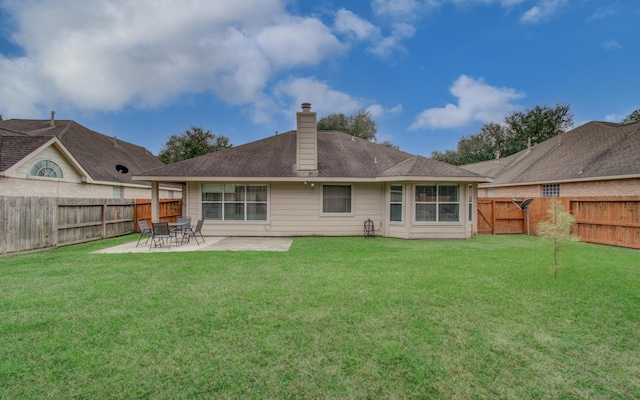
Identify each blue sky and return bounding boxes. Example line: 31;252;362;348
0;0;638;157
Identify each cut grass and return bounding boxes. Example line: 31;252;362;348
0;235;638;398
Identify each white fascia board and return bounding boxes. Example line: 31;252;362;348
478;173;640;188
132;175;493;184
2;137;93;182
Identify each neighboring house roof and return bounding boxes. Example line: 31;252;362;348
461;121;640;186
0;136;54;171
136;129;486;182
0;118;165;185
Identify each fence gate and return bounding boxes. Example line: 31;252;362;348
477;200;494;234
477;199;526;235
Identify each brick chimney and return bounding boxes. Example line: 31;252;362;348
296;102;317;171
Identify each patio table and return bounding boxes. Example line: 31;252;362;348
168;222;190;244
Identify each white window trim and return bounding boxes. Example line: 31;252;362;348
321;184;354;217
389;183;404;223
201;183;270;223
29;159;64;179
413;183;462;224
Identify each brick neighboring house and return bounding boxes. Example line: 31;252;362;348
461;121;640;198
134;103;491;239
0;114;180;199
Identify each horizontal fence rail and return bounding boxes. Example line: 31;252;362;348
1;197;179;255
0;196;137;255
478;196;640;249
134;199;183;232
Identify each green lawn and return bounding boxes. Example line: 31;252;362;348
1;235;638;399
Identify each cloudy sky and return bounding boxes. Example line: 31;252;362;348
0;0;638;156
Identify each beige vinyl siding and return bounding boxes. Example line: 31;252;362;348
185;180;476;238
0;176;157;198
11;146;82;183
191;182;385;237
407;183;471;239
296;112;317;170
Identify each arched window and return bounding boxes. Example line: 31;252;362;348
30;160;63;179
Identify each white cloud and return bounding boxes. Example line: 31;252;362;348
0;0;345;116
371;0;426;20
0;55;48;117
410;75;524;130
367;103;403;118
334;9;414;58
587;6;619;21
369;22;416;57
273;77;363;118
604;114;622;123
520;0;568;23
334;9;380;41
601;40;622;50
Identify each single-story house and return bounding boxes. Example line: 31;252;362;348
0;113;180;199
133;103;491;239
461;120;640;198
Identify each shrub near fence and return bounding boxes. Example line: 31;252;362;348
477;196;640;249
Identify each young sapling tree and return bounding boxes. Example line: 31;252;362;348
536;199;576;278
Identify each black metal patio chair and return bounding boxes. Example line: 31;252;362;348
182;219;205;245
136;219;153;247
150;222;179;249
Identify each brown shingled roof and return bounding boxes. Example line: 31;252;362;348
0;119;164;184
137;129;484;180
461;121;640;185
0;136;54;171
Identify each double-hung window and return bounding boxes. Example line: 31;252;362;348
415;184;460;222
390;184;403;222
202;184;267;221
323;185;351;213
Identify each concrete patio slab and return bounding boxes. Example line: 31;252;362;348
92;237;293;254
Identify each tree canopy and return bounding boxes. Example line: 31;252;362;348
158;126;232;164
621;109;640;124
431;104;573;165
317;109;378;141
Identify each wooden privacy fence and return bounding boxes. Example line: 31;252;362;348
478;196;640;249
0;197;182;255
134;199;182;232
1;196;136;255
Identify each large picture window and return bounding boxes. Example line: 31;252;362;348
390;184;403;222
30;160;63;179
323;185;352;213
415;184;460;222
202;184;267;221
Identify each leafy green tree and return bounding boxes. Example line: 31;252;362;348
379;140;400;150
432;104;573;165
621;109;640;124
536;199;576;278
318;109;378;141
158;126;232;164
503;104;573;157
430;149;461;165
